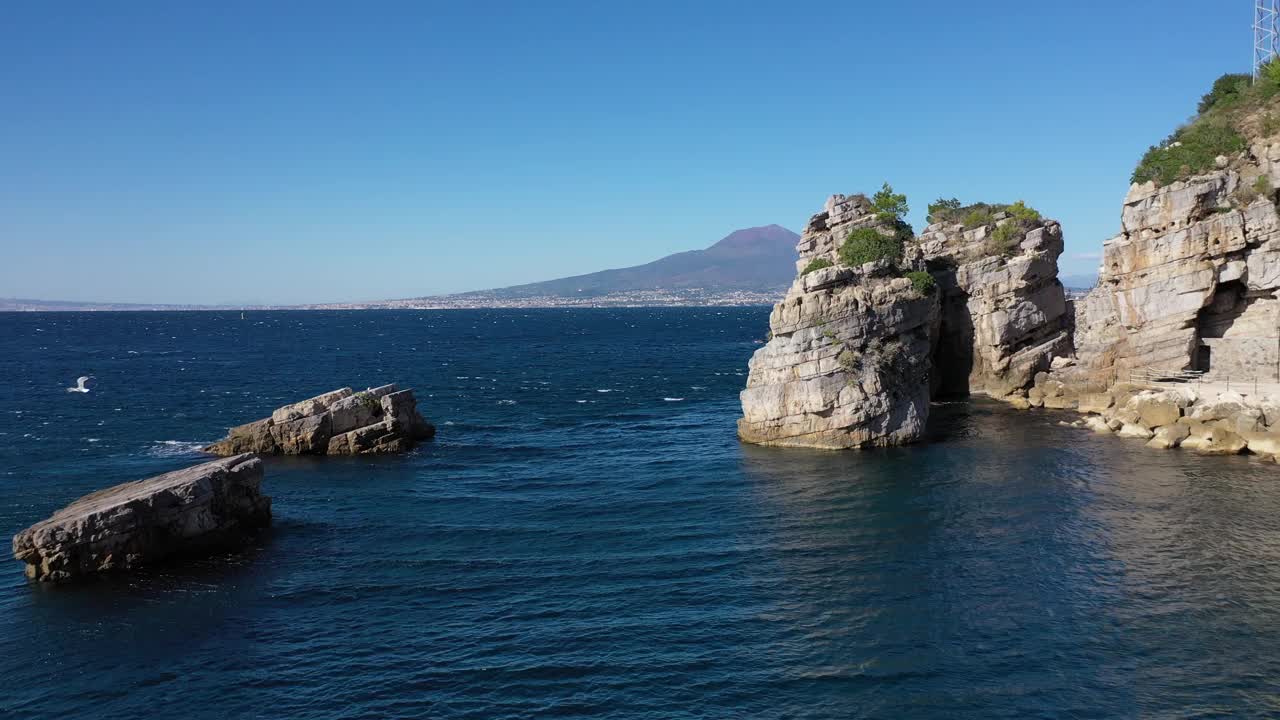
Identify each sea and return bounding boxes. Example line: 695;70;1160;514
1;308;1279;719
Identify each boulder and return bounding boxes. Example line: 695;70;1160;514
1242;431;1280;458
11;454;270;583
1078;393;1114;415
1128;392;1184;429
1147;424;1190;449
205;384;435;456
1182;425;1247;455
1084;416;1113;434
1117;423;1154;439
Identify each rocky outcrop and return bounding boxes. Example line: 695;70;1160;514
12;454;271;582
205;384;435;456
915;211;1072;400
1035;158;1280;405
1065;385;1280;459
738;194;939;448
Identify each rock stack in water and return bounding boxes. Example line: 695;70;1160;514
204;384;435;456
915;204;1072;404
738;193;939;448
738;190;1073;450
12;454;271;582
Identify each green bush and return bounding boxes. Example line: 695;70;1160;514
962;206;996;228
1199;73;1251;114
801;257;833;275
840;227;903;267
1131;119;1246;185
1256;174;1273;196
1006;200;1041;224
1260;57;1280;97
986;222;1024;256
927;197;961;223
905;270;936;295
870;182;909;222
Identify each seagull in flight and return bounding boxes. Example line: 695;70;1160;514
67;376;94;393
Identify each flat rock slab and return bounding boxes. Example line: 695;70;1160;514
12;454;271;583
204;383;436;456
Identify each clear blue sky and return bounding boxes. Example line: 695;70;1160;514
0;1;1254;304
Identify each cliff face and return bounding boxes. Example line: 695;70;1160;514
738;194;938;448
916;214;1072;400
1040;159;1280;402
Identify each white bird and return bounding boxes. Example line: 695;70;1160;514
67;376;94;393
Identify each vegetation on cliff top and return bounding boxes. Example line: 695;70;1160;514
838;182;912;267
801;257;833;275
1132;60;1280;186
927;199;1040;228
927;198;1043;258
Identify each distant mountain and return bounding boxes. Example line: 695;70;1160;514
453;225;800;299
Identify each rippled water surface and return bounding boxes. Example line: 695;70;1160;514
2;309;1280;719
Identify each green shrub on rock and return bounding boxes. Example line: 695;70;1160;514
801;258;834;275
1131;119;1246;186
905;271;936;296
1006;200;1041;224
870;182;909;222
927;197;962;223
840;227;903;267
1199;73;1251;114
986;222;1024;257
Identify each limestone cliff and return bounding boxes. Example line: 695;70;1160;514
738;194;939;448
915;206;1072;401
1036;128;1280;405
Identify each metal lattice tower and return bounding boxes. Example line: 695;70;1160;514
1256;0;1280;78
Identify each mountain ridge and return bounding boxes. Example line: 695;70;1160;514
433;224;800;300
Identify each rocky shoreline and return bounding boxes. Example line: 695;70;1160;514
740;72;1280;457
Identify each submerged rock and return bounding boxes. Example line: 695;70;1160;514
12;454;271;582
738;194;939;449
205;384;435;456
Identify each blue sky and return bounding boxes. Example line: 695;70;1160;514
0;1;1253;304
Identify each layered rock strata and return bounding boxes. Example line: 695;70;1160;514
12;454;271;582
205;384;435;456
738;194;939;448
1035;160;1280;406
915;213;1072;401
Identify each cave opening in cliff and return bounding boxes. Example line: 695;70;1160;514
1191;279;1280;378
928;259;974;398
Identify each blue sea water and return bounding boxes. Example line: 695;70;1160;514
2;308;1280;719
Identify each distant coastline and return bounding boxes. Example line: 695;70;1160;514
0;288;785;312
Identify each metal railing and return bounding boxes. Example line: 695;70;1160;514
1128;366;1271;395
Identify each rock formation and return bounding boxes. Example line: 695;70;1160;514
1011;81;1280;460
205;384;435;456
737;189;1075;449
12;454;271;582
1038;174;1280;402
915;206;1072;401
1059;384;1280;459
738;193;939;448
